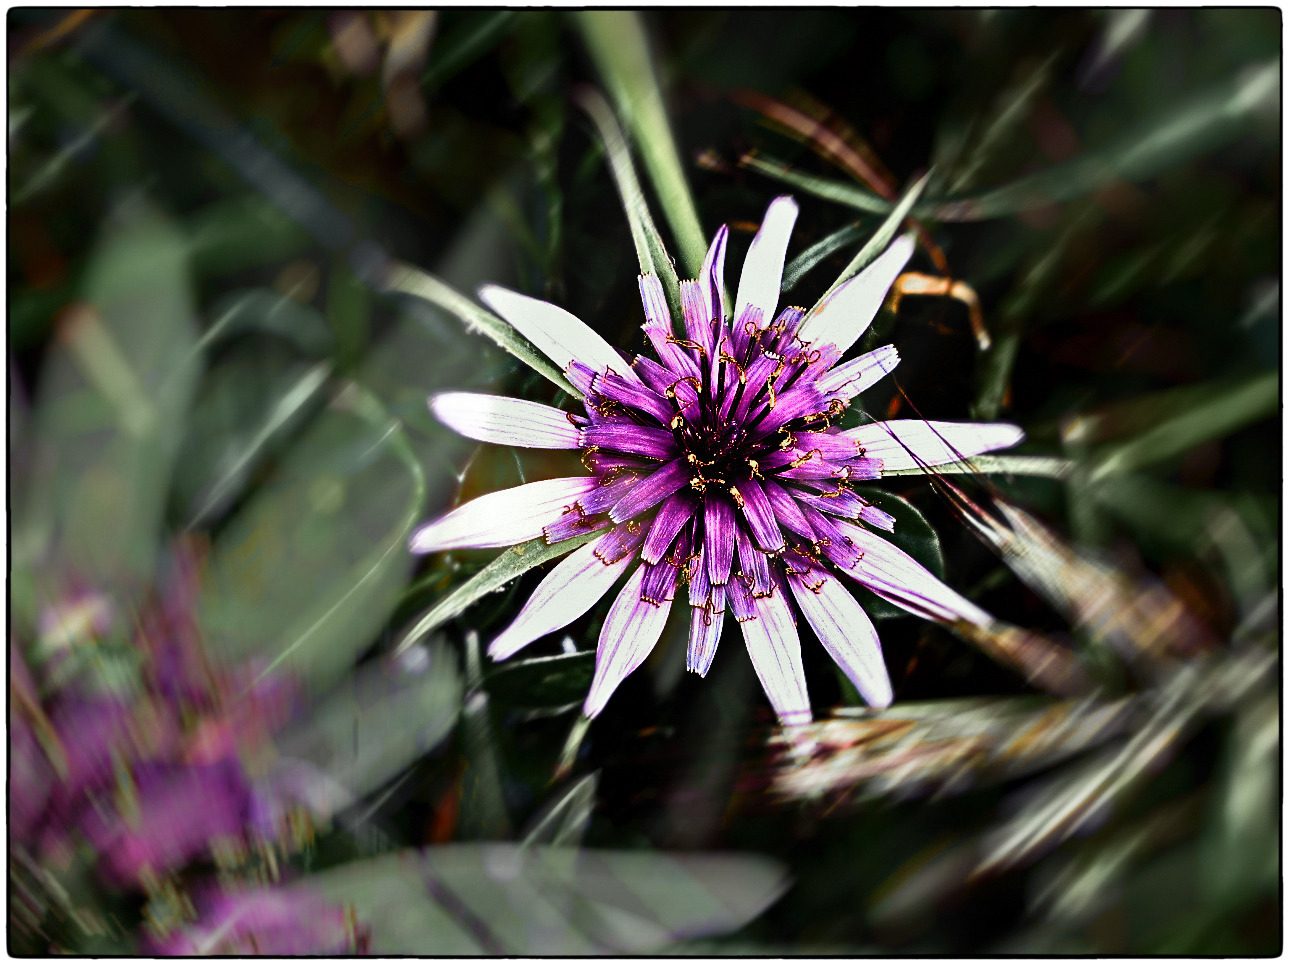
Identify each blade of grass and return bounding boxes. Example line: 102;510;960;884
1089;371;1277;482
384;261;578;398
575;86;683;325
575;11;707;278
394;528;609;656
781;221;867;294
811;173;930;314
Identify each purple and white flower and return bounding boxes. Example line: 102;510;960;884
411;196;1023;726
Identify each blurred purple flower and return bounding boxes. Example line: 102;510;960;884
79;760;252;886
411;196;1023;725
146;885;367;955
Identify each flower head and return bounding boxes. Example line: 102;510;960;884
411;197;1023;725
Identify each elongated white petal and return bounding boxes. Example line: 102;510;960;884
489;532;636;661
798;233;915;353
817;345;900;399
478;284;644;386
687;605;724;677
739;590;812;726
409;476;597;553
788;573;892;708
835;522;993;627
583;566;672;718
733;196;798;328
846;420;1025;471
430;392;582;449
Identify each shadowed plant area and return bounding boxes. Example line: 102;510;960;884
8;8;1279;956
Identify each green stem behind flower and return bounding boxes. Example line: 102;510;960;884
575;11;707;278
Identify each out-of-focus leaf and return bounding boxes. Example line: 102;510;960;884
305;844;789;954
185;195;313;276
577;11;707;278
266;640;462;823
395;529;608;656
576;85;683;325
848;487;943;620
176;359;331;529
521;772;599;848
767;695;1133;805
1088;371;1277;481
973;208;1099;420
653;646;757;849
326;255;371;372
16;199;197;609
198;384;425;691
196;289;336;359
1060;379;1242;447
927;60;1280;221
968;648;1277;880
422;11;519;92
740;153;892;215
77;18;354;249
484;651;596;709
883;454;1074;479
943;54;1056;195
949;619;1095;697
780;221;867;293
459;632;514;840
1199;689;1278;910
1030;794;1202;929
955;491;1218;663
1092;473;1276;565
745;61;1279;223
383;261;578;397
812;175;927;311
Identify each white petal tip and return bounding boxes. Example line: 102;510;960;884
778;710;813;727
408;525;439;555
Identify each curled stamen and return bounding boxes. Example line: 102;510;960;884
728;485;745;509
667;335;707;358
789;449;824;469
580;445;602;473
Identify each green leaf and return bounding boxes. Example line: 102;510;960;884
749;60;1278;223
522;772;599;847
576;11;707;278
185;195;313;276
849;487;945;620
927;59;1280;221
175;357;331;529
422;11;519;92
198;384;426;691
781;221;868;293
327;254;371;372
1088;371;1277;481
484;651;596;709
741;153;893;216
383;262;578;398
304;844;788;954
15;199;198;608
810;174;928;314
1200;690;1278;910
575;86;684;326
197;288;336;358
394;529;609;656
270;639;463;821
